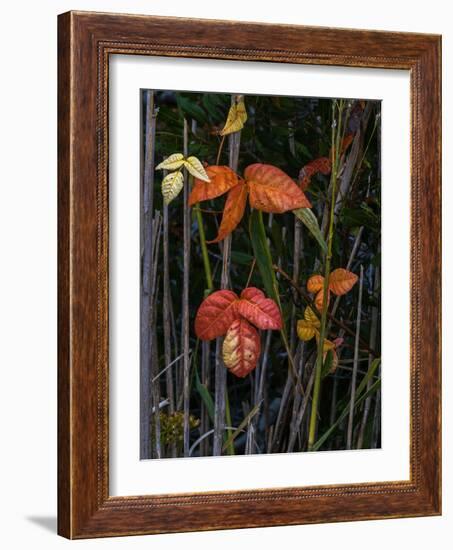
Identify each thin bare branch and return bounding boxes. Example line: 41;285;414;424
347;265;364;449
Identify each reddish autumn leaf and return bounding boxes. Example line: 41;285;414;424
222;318;261;378
245;163;311;213
194;289;240;340
299;134;355;190
299;157;331;190
190;163;313;242
207;180;248;244
189;165;239;206
328;268;358;296
237;287;282;330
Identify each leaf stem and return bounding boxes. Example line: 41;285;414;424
194;205;213;293
216;134;226;165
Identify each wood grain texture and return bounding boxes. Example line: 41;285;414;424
57;10;441;539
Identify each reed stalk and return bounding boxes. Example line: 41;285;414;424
357;265;379;448
308;99;345;451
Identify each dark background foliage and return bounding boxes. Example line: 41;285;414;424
142;89;381;457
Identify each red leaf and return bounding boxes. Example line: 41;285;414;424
188;165;239;206
222;319;261;378
207;180;248;243
237;287;282;330
245;163;311;213
194;290;240;340
298;157;331;190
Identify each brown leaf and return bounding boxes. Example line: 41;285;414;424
245;163;311;213
189;165;239;206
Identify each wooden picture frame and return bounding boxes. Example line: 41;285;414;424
58;10;441;539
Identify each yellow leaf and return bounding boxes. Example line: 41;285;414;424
184;156;210;182
297;320;317;342
161;171;184;205
304;307;320;327
322;338;335;353
329;351;339;374
156;153;185;171
220;100;247;136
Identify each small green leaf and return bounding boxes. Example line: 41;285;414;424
161;171;184;205
293;207;328;254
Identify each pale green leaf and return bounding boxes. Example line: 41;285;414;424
184;156;210;182
156;153;185;171
161;171;184;205
293;207;327;254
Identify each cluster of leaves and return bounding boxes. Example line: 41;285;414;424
195;287;282;377
190;163;311;242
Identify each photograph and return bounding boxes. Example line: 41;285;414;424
140;90;382;459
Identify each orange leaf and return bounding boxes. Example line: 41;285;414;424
298;157;332;190
314;289;330;311
207;180;248;243
194;290;240;340
188;165;239;206
237;287;282;330
222;318;261;378
245;163;311;213
307;274;324;294
328;268;358;296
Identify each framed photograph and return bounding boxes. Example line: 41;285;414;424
58;11;441;538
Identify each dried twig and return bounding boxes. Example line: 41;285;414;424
182;119;191;457
347;265;364;449
140;91;158;459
